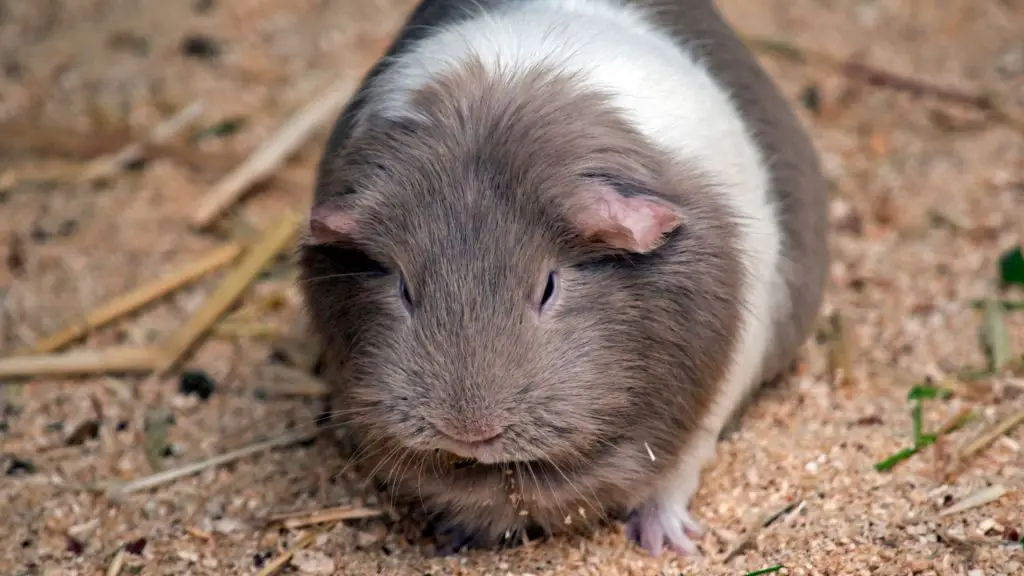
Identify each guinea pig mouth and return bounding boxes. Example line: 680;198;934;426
433;449;518;470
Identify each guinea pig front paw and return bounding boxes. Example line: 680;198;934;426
428;519;485;556
625;500;704;557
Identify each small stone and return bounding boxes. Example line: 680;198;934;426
179;370;216;400
124;538;147;555
908;559;930;573
977;518;1001;535
65;420;100;446
290;550;336;574
181;34;221;59
355;523;387;548
210;517;247;534
176;549;199;563
5;455;36;476
65;535;85;555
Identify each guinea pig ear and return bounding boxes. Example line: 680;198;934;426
567;182;684;254
306;201;359;246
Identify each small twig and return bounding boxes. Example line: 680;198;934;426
0;159;84;191
938;484;1008;517
255;527;328;576
105;547;126;576
191;75;361;228
220;288;289;325
212;321;289;339
268;505;382;529
932;406;975;481
29;243;243;354
958;409;1024;460
156;211;301;374
104;430;315;498
185;526;213;541
721;499;802;562
826;311;854;387
0;346;161;378
78;100;205;183
745;36;1024;133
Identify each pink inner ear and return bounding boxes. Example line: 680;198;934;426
572;185;684;253
307;204;358;245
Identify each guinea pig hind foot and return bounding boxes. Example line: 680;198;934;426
626;498;704;557
626;439;713;557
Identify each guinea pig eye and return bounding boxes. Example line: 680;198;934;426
398;273;414;311
539;270;558;312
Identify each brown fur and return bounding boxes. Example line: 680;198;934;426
298;60;743;546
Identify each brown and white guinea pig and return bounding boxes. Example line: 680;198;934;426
298;0;828;557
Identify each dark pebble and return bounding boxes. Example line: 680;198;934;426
179;370;216;400
57;219;78;237
124;157;148;172
161;445;174;458
6;456;37;476
124;537;147;555
116;420;130;432
801;84;821;114
106;31;150;56
65;420;100;446
181;34;221;59
267;348;290;365
3;59;22;79
66;535;85;555
252;551;272;568
29;225;50;243
6;233;25;276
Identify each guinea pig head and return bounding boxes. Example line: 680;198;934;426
298;63;740;530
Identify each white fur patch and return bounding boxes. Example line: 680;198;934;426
366;0;784;509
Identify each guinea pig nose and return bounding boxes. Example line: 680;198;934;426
436;422;505;445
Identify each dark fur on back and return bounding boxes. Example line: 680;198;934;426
298;59;743;545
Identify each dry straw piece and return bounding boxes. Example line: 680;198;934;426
0;346;161;378
104;429;316;498
254;528;325;576
276;506;383;529
958;409;1024;460
191;74;362;228
78;99;205;183
156;210;302;374
29;243;243;354
937;484;1008;517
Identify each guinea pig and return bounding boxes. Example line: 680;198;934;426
298;0;828;557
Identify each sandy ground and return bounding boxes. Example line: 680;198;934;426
1;0;1023;574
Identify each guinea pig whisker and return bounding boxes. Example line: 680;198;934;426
531;428;608;522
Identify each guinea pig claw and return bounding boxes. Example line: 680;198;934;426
626;504;703;557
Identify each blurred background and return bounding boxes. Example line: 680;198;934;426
1;1;1022;575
